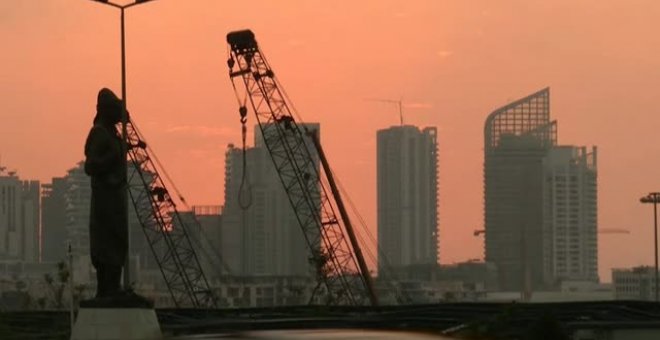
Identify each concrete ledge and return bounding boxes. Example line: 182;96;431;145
71;307;161;340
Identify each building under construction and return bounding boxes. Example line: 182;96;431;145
484;88;598;294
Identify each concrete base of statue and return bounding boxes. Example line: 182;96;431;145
71;292;161;340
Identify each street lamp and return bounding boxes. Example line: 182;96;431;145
640;192;660;302
89;0;158;290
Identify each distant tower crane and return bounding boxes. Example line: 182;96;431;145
226;29;378;306
473;228;631;237
367;98;404;126
598;228;631;235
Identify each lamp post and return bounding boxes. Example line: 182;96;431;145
640;192;660;302
89;0;158;290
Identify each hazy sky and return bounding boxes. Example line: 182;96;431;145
2;0;660;282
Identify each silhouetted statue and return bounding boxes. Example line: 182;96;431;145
84;88;128;299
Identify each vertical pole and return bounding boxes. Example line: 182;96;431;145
654;195;658;302
68;244;74;331
120;7;131;290
521;225;527;301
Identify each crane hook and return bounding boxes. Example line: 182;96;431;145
238;105;252;210
239;106;248;122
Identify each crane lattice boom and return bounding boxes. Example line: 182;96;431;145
226;29;377;306
125;119;216;308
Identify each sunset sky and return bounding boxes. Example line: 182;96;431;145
2;0;660;282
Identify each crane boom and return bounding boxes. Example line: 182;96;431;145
125;119;216;308
598;228;630;234
226;29;377;306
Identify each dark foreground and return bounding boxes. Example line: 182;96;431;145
2;301;660;339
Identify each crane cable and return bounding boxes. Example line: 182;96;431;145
228;48;253;288
333;169;411;304
227;49;253;211
237;106;252;210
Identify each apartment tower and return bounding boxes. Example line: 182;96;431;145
377;125;438;274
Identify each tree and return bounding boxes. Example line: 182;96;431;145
44;261;69;309
308;248;332;305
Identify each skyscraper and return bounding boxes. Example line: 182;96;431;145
191;205;223;279
63;162;93;282
543;146;598;283
42;177;68;262
484;88;598;293
21;180;40;262
222;124;320;277
0;169;40;262
377;125;438;274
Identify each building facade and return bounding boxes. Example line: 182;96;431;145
543;146;598;283
210;275;315;308
62;162;93;282
42;177;68;263
21;180;40;263
484;87;598;294
377;125;438;273
191;205;223;279
613;267;657;301
222;124;320;277
0;170;39;263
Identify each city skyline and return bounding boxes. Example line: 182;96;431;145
3;0;660;282
0;88;611;283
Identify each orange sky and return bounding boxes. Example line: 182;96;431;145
2;0;660;282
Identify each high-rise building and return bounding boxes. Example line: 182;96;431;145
484;88;598;293
21;180;40;263
191;205;223;279
42;177;68;262
0;174;21;260
222;124;320;277
173;206;224;281
543;146;598;283
0;170;40;262
377;125;438;274
62;162;93;282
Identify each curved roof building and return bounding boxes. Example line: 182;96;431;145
485;87;555;151
483;87;598;295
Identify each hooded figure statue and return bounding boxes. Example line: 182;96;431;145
84;88;128;298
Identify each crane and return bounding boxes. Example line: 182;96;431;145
599;228;630;234
367;98;404;126
125;119;216;308
226;29;378;306
474;228;631;237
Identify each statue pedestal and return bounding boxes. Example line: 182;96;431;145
71;295;161;340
